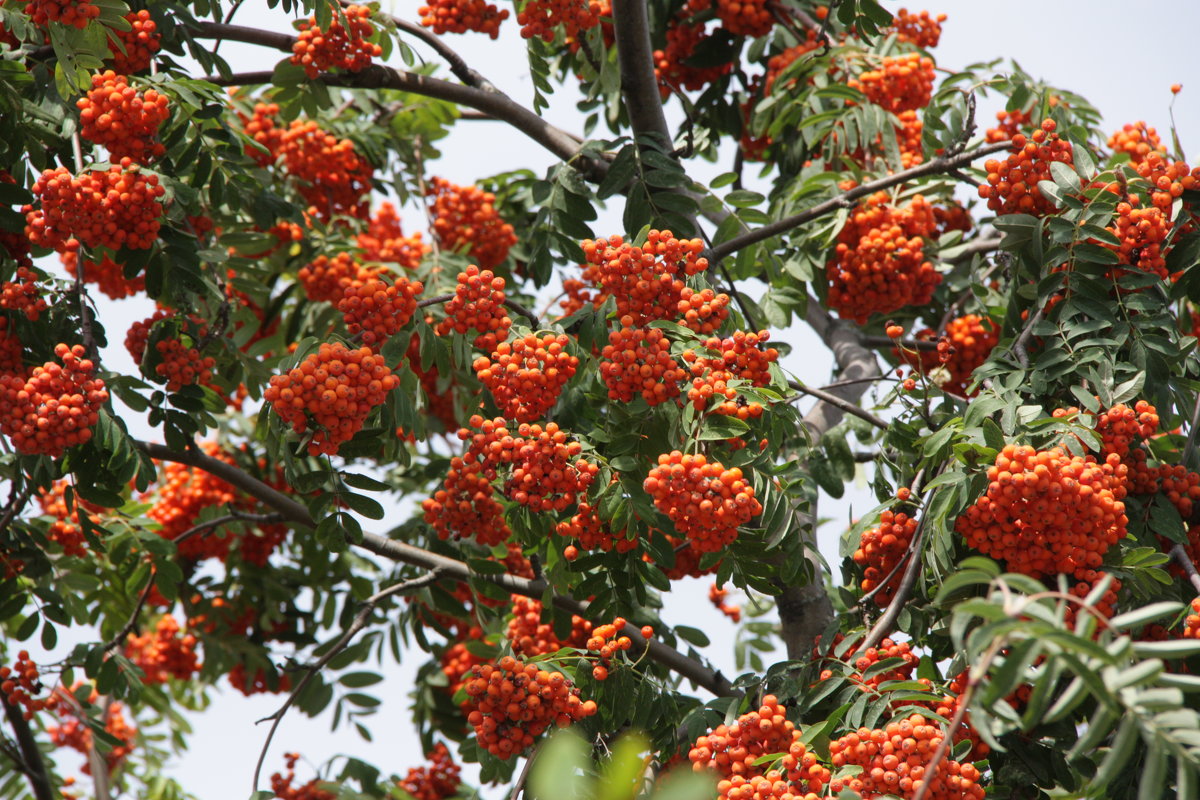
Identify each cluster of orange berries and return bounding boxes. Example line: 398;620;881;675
714;0;773;38
828;192;939;324
818;637;918;693
422;449;512;545
62;254;143;303
827;715;984;799
644;451;761;553
897;315;998;397
474;333;579;422
708;583;741;622
77;71;169;163
556;501;639;554
427;178;517;268
418;0;508;37
0;318;21;375
337;272;424;346
1108;122;1164;165
463;416;598;511
436;265;512;351
956;445;1128;578
924;671;989;761
291;4;381;78
654;2;733;96
124;614;201;684
48;690;136;777
37;479;101;557
1056;401;1160;460
1105;198;1170;279
25;163;164;251
517;0;602;41
581;230;712;326
398;743;461;800
0;343;108;457
440;630;486;698
851;53;936;113
984;108;1033;143
357;202;429;269
0;266;47;320
586;617;633;681
1184;597;1200;639
507;595;592;656
1064;570;1122;629
1;652;60;719
889;8;946;48
762;35;821;95
125;311;217;392
278;119;374;219
297;252;363;304
270;752;335;800
240;101;285;167
145;447;240;561
979;119;1074;216
229;663;293;696
24;0;98;27
683;330;778;418
599;318;686;405
108;10;160;73
462;656;597;759
265;343;400;456
645;533;719;579
689;695;831;800
854;502;919;607
1134;152;1200;212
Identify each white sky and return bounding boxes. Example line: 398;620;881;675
16;1;1200;797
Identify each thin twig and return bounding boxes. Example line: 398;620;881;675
860;335;940;351
850;470;925;613
1182;391;1200;468
251;569;446;794
101;576;157;654
1170;544;1200;595
788;379;888;431
1010;306;1045;369
172;511;285;546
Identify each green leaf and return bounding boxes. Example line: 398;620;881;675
675;626;711;647
529;730;592;800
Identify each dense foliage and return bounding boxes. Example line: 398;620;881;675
2;1;1200;799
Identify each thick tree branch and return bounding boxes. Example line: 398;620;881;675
1171;544;1200;595
801;300;884;439
1;696;53;800
251;570;446;793
709;141;1010;261
611;0;671;146
131;441;735;697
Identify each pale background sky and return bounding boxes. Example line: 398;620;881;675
15;1;1200;797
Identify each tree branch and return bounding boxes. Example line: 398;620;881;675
251;569;446;794
131;441;736;697
1;695;53;800
708;141;1010;261
801;300;884;440
611;0;671;146
1170;544;1200;595
788;378;887;431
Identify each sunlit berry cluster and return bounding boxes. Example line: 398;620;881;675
599;318;686;405
25;163;164;251
683;330;779;417
827;715;984;799
108;10;160;73
708;583;741;622
418;0;508;37
357;202;429;269
979;119;1074;216
897;314;998;396
1;651;61;719
850;53;936;113
399;743;461;800
265;343;399;455
474;333;578;422
463;657;597;759
714;0;773;38
689;694;830;800
77;71;169;163
984;108;1033;143
507;595;592;656
1185;597;1200;639
586;617;633;681
644;451;761;553
422;451;511;546
517;0;601;41
426;178;517;268
291;4;381;78
581;230;711;326
1134;152;1200;211
679;286;732;334
555;501;639;553
0;266;47;320
956;445;1128;577
125;311;217;392
24;0;98;28
460;416;598;511
240;101;285;167
297;252;366;304
819;637;918;693
888;8;946;48
925;671;989;761
828;191;939;324
854;506;918;607
337;272;424;346
0;344;107;457
1108;121;1165;165
270;752;336;800
1106;198;1170;279
124;614;201;684
279;119;374;219
435;265;512;351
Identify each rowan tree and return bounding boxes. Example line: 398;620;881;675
2;2;1200;800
